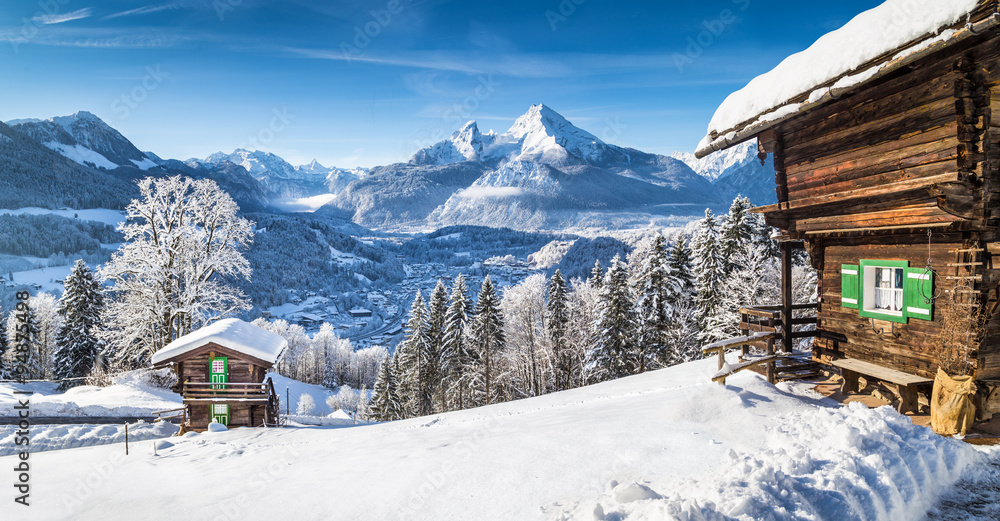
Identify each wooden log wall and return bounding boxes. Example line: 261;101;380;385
186;403;266;429
174;343;266;388
768;32;1000;236
814;237;975;379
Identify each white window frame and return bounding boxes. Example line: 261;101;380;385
861;265;904;317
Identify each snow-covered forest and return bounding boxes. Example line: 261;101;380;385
367;196;817;421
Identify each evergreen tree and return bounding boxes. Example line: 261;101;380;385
442;275;473;411
719;196;756;272
468;276;505;406
692;209;724;335
369;355;405;421
546;269;573;391
425;280;448;410
589;259;604;289
53;260;105;388
704;243;775;342
397;290;433;417
590;255;637;382
667;234;696;304
634;235;672;371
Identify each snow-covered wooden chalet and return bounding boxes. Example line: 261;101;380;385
697;0;1000;418
151;318;285;430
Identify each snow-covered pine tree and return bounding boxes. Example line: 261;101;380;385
442;275;473;411
425;280;448;411
99;176;253;369
397;290;433;417
468;276;504;406
666;234;696;305
692;209;724;335
719;196;756;272
633;235;673;371
545;269;572;391
589;259;604;289
369;355;405;421
589;255;638;382
704;243;777;343
53;260;105;389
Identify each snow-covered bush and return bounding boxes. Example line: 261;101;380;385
296;393;316;415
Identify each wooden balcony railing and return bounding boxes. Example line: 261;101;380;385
181;381;272;401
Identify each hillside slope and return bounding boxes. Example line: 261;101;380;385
10;357;987;521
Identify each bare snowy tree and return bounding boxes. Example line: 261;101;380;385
501;274;550;398
99;176;253;368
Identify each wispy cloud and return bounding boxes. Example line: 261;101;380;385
104;1;196;20
32;8;93;25
0;26;197;48
284;47;680;79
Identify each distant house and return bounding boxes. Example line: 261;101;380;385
349;308;373;319
151;318;285;430
696;1;1000;416
297;313;323;327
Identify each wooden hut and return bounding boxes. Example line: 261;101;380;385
696;1;1000;419
151;318;285;430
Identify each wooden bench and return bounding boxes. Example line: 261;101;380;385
829;358;933;414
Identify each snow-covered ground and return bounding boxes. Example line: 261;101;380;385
0;371;182;417
0;207;127;227
5;357;995;520
0;421;178;457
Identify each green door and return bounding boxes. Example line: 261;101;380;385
210;356;228;390
211;403;229;425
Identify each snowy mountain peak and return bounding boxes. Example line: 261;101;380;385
410;104;621;167
9;110;154;170
672;140;759;182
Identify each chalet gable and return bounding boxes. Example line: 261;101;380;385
150;318;287;368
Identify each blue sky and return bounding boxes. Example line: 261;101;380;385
0;0;882;167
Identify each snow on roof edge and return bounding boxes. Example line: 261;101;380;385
696;0;991;158
150;318;288;366
695;10;999;158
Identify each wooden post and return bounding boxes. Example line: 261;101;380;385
781;241;794;354
717;349;726;386
125;422;129;455
766;314;776;384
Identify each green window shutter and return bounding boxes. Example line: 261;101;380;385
841;264;859;309
904;268;933;320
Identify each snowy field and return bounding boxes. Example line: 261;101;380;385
0;207;126;227
4;357;996;520
0;372;182;418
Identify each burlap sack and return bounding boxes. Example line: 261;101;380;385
930;368;977;436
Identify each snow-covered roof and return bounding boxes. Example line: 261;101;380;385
696;0;996;158
150;318;287;366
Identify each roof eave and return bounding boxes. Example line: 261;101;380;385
694;13;1000;159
